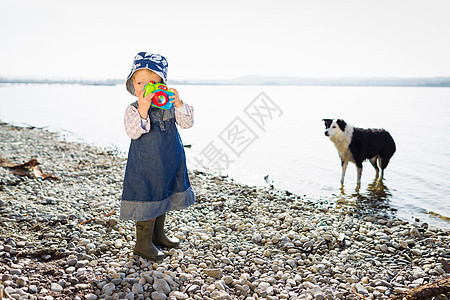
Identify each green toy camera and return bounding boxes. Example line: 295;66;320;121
143;81;174;110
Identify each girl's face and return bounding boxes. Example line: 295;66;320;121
132;69;162;93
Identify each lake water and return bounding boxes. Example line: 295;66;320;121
1;83;449;229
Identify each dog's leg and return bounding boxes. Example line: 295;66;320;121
356;166;362;187
369;156;380;178
340;160;348;185
379;157;391;180
354;160;363;187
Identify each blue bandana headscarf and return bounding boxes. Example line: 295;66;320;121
126;52;169;96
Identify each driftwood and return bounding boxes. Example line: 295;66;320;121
0;154;59;180
391;276;450;300
351;288;369;299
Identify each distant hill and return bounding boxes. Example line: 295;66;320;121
1;75;450;87
170;75;450;87
0;77;122;86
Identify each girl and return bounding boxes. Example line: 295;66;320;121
120;52;195;260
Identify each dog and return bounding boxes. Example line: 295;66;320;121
322;119;396;186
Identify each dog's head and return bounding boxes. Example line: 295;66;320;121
322;119;347;137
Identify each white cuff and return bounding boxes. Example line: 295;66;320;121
140;117;149;129
175;102;190;116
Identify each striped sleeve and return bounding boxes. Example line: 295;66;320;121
175;103;194;129
124;105;151;139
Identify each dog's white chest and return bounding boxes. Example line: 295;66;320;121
330;136;354;163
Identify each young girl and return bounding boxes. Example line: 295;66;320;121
120;52;195;260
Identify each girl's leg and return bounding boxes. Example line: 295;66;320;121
153;213;180;248
134;219;164;260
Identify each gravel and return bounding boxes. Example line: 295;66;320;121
0;122;449;300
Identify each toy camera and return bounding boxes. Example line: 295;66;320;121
143;81;174;110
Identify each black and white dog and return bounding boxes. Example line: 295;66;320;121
322;119;396;186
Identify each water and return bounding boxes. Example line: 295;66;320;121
1;83;450;229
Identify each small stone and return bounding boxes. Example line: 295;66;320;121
286;259;296;268
114;239;123;248
211;290;232;300
258;282;271;293
10;263;23;269
222;276;233;285
151;291;167;300
153;278;171;294
399;240;409;249
169;291;188;299
380;244;388;252
10;269;21;275
75;283;89;290
410;227;421;238
67;258;78;266
50;283;63;292
303;241;313;249
394;287;409;293
411;249;422;256
4;287;15;296
102;282;115;296
75;260;87;268
252;233;262;243
28;285;38;294
355;283;368;295
79;238;90;246
204;269;222;279
132;283;144;293
361;276;369;284
142;272;153;283
215;280;226;291
174;232;185;240
314;293;325;300
322;234;333;241
13;288;27;296
186;284;201;294
17;277;27;287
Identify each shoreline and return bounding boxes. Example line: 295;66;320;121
0;122;449;299
2;76;450;87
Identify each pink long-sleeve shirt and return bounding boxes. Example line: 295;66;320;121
124;103;194;140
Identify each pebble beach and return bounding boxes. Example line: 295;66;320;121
0;122;449;300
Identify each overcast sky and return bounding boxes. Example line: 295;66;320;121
1;0;449;81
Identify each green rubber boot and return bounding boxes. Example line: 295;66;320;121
134;220;164;260
153;213;180;248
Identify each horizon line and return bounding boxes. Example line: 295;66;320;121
1;75;450;88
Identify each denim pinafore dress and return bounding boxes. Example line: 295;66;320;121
120;102;195;221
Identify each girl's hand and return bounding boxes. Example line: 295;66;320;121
136;88;153;119
169;88;183;108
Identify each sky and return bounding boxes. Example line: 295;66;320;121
1;0;450;81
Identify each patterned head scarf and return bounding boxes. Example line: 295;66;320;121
126;52;169;96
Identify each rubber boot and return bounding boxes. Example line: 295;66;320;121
153;213;180;248
134;220;164;260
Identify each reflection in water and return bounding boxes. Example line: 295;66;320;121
428;211;450;222
335;178;398;218
333;178;450;227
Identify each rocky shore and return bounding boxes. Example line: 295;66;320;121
0;122;449;300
